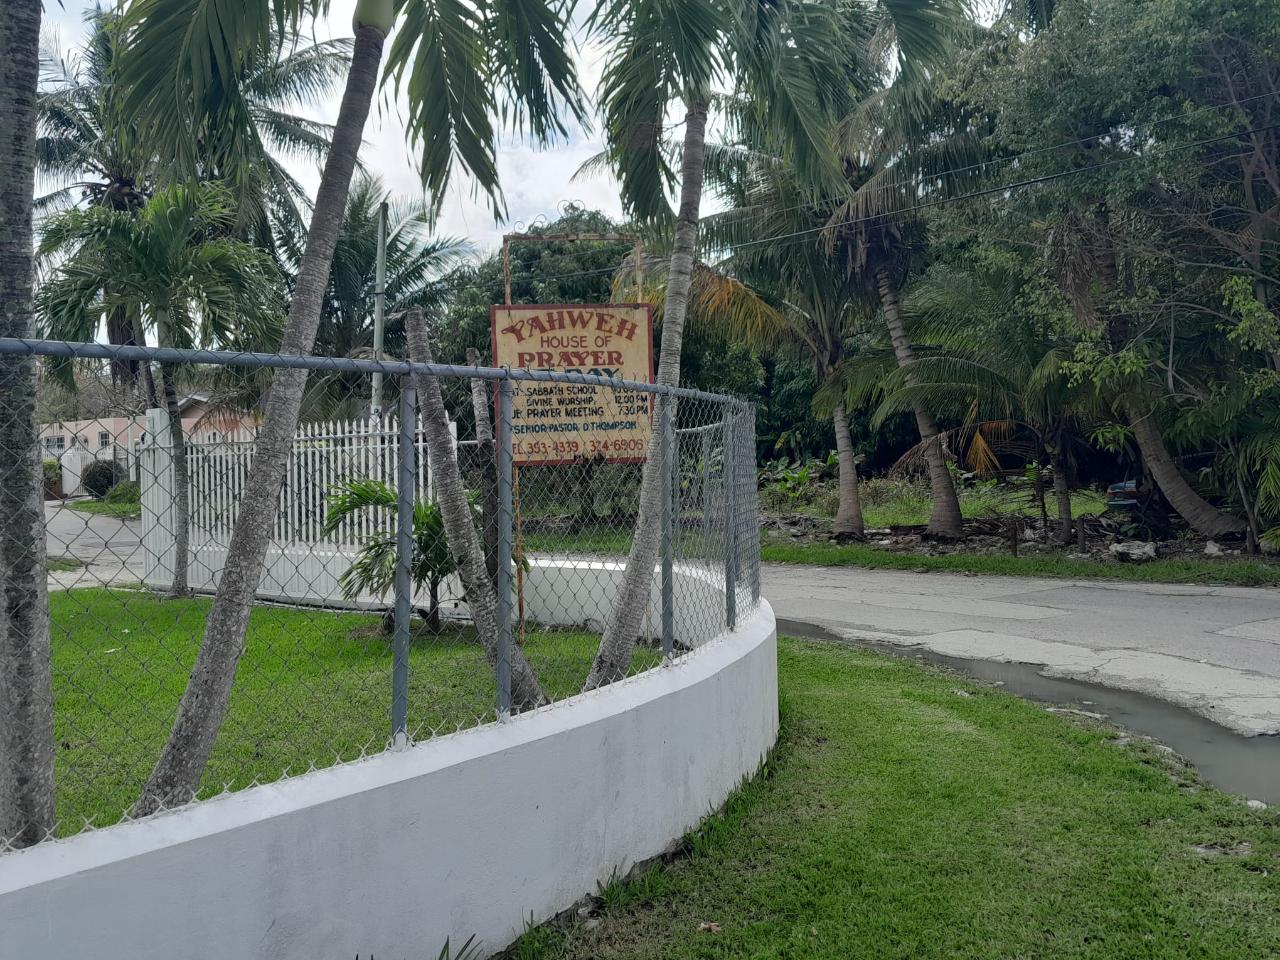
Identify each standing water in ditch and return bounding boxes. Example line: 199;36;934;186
779;618;1280;806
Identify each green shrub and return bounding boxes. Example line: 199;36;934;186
43;459;62;498
82;460;125;499
102;478;140;504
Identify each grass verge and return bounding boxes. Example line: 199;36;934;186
761;538;1280;587
504;637;1280;959
68;498;143;520
50;589;646;833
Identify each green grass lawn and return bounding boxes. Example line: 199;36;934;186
761;538;1280;587
505;638;1280;960
50;588;639;832
69;498;142;520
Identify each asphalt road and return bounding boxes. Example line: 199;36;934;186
45;501;144;589
763;563;1280;736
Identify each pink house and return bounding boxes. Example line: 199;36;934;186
39;393;258;457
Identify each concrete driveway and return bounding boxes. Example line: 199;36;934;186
45;501;144;590
764;563;1280;736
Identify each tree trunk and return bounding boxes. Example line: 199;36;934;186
1126;402;1246;537
876;265;963;538
466;347;499;585
133;25;388;817
831;401;864;538
1050;449;1073;543
159;362;191;597
406;313;545;709
584;100;708;690
427;578;441;634
0;0;54;850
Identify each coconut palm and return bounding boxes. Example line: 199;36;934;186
871;259;1098;541
582;0;852;687
119;0;583;814
584;0;972;685
284;173;469;416
641;151;876;537
0;0;55;852
37;181;280;597
36;8;348;395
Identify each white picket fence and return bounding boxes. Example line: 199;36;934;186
139;408;455;609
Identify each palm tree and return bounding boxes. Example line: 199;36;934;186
645;150;876;538
0;0;55;852
824;65;986;539
324;479;464;633
36;8;348;391
286;173;469;416
120;0;583;815
38;181;280;597
873;259;1098;541
583;0;852;688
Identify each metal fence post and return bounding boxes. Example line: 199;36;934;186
723;405;738;631
392;381;416;747
495;377;515;716
660;397;675;657
701;426;713;558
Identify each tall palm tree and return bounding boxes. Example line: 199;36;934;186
38;181;281;597
36;8;348;395
646;150;877;538
585;0;972;685
0;0;55;852
38;8;351;246
824;63;987;539
583;0;851;688
119;0;584;815
873;259;1098;541
284;173;469;416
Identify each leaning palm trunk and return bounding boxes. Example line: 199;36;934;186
159;361;191;597
0;0;55;850
405;313;545;709
133;25;388;817
831;401;864;538
466;347;499;584
876;265;963;539
584;101;709;691
1125;401;1245;538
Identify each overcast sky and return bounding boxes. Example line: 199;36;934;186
41;2;626;255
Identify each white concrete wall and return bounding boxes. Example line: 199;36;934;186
0;602;777;960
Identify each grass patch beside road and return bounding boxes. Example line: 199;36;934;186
50;589;635;833
761;538;1280;586
509;638;1280;960
69;498;142;520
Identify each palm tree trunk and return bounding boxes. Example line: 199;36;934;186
1125;401;1246;538
466;347;499;584
584;100;709;690
1051;449;1073;543
0;0;54;850
133;25;389;817
406;313;545;709
831;401;864;538
159;362;191;597
875;265;963;538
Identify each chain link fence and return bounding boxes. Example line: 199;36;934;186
0;337;760;847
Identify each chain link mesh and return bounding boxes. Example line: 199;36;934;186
0;339;760;847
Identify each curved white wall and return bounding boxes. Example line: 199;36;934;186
0;597;777;959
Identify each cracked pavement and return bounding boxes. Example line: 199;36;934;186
763;563;1280;736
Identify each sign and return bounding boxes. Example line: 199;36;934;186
491;304;654;466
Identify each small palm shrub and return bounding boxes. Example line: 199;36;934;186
324;479;465;633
